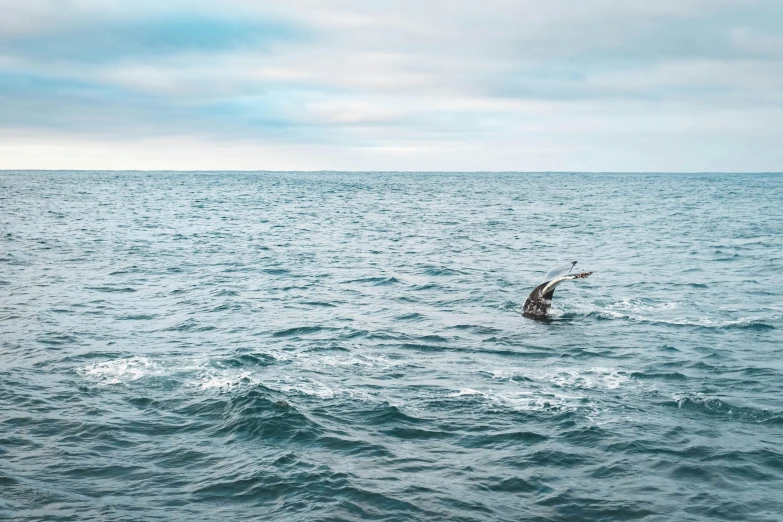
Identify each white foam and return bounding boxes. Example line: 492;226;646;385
488;390;586;413
551;367;630;390
194;370;253;391
450;388;482;397
77;357;160;385
269;377;336;398
488;366;630;391
586;298;779;329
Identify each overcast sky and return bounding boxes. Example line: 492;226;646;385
1;0;782;171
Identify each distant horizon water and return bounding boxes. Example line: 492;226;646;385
2;170;782;173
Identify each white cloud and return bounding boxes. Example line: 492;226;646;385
0;0;781;170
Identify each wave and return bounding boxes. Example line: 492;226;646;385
448;388;589;415
116;314;157;320
344;276;400;286
420;266;467;277
77;356;161;385
77;353;638;423
576;299;778;330
190;458;424;517
271;326;334;338
108;266;142;275
456;430;549;449
86;286;137;293
207;389;324;443
260;268;290;275
394;312;425;321
666;395;783;424
410;283;441;291
450;324;501;335
630;371;688;381
35;332;80;345
0;254;30;266
164;319;216;332
721;319;776;331
74;351;381;399
490;366;631;391
300;301;337;308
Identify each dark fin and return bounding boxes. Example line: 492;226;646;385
522;282;553;317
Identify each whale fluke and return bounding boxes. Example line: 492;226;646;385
523;261;592;317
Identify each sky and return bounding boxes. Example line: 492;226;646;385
1;0;782;171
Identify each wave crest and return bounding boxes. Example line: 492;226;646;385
668;395;782;424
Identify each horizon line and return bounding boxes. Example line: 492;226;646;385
2;169;782;175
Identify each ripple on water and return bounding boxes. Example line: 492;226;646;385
3;171;783;521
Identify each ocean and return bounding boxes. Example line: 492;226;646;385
1;171;781;521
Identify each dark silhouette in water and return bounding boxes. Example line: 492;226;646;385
523;261;592;317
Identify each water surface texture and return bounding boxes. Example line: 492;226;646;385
1;172;782;521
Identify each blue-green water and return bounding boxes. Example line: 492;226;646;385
1;171;782;521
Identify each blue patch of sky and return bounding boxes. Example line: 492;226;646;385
0;9;317;136
200;97;302;130
0;72;122;98
0;71;177;131
0;13;307;63
0;70;348;141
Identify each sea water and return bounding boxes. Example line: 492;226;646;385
1;171;781;520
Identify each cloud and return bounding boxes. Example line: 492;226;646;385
0;0;781;170
0;12;305;63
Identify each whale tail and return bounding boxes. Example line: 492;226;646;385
523;261;592;317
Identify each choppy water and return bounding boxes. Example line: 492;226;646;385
1;171;782;521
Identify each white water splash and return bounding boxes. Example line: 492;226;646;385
77;357;161;385
489;366;630;391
